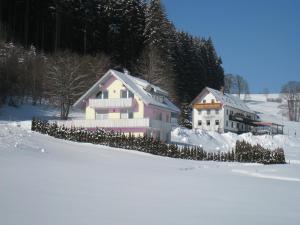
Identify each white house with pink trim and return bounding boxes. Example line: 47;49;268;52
69;69;180;141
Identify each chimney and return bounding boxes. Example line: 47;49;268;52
220;86;225;95
123;68;130;76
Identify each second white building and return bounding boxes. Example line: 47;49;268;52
190;87;258;133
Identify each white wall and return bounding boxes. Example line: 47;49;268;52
192;92;224;132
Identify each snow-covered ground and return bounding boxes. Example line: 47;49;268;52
1;97;300;225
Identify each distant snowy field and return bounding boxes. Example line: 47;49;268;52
1;95;300;225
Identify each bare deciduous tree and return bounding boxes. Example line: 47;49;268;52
263;88;269;101
133;46;176;100
134;46;166;84
224;74;249;98
281;81;300;122
45;52;88;120
224;74;236;94
236;75;249;98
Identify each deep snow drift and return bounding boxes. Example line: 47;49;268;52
1;96;300;225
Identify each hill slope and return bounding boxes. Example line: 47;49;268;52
0;99;300;225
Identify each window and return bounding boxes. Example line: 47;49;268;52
120;109;133;119
198;110;202;115
207;109;211;115
203;100;206;103
103;91;108;99
198;120;202;126
128;90;134;98
211;99;215;103
128;111;133;119
166;114;170;123
231;122;234;128
206;120;210;126
226;109;229;115
96;110;108;120
226;120;228;127
153;94;163;103
96;91;102;98
121;90;127;98
156;112;162;121
96;91;108;99
215;120;219;125
215;110;219;115
230;110;233;115
237;123;240;129
120;109;128;119
120;90;134;98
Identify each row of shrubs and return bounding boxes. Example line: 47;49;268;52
31;118;285;164
235;140;285;164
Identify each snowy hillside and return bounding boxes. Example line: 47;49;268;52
1;98;300;225
1;121;300;225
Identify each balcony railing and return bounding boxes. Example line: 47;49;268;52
54;118;150;128
193;103;222;110
229;114;258;125
52;118;173;131
89;98;133;109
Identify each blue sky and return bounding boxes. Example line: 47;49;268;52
163;0;300;93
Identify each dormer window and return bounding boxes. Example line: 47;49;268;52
153;94;164;103
211;99;215;103
203;100;206;103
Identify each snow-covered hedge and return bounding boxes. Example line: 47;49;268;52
31;118;285;164
235;140;285;164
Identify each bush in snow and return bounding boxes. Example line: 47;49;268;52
235;140;285;164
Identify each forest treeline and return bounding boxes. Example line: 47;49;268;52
0;0;224;119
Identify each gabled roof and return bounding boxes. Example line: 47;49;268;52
191;87;255;113
73;69;180;113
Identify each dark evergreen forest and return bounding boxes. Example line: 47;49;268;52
0;0;224;119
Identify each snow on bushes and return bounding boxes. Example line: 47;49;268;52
31;118;285;164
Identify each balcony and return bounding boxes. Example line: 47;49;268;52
193;103;222;110
89;98;133;109
55;118;150;128
53;118;173;131
229;113;259;125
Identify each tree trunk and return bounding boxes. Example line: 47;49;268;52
55;2;61;52
24;0;30;46
83;23;87;54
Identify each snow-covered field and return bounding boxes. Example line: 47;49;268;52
1;96;300;225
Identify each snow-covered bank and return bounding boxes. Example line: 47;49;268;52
171;127;300;152
1;122;300;225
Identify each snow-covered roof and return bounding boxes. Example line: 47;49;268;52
191;87;255;114
73;69;180;113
